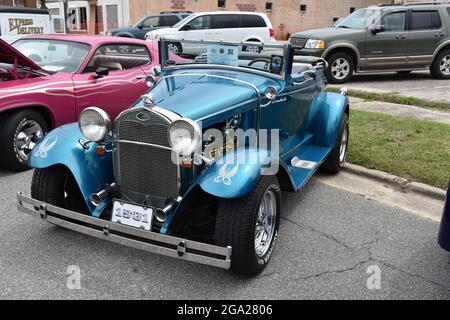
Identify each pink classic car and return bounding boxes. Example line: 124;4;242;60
0;35;160;171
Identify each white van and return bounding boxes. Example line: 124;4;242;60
0;6;53;43
146;11;276;55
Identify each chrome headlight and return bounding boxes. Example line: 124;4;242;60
169;119;202;156
304;39;325;49
78;107;111;142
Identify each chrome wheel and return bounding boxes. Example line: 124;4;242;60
339;124;349;165
15;120;44;161
255;189;277;258
440;55;450;76
331;58;350;80
168;43;180;54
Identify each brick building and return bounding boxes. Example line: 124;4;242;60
0;0;36;6
129;0;393;39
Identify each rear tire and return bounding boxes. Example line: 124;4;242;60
215;176;281;276
320;113;349;174
31;166;89;214
0;110;48;171
430;49;450;79
325;52;354;84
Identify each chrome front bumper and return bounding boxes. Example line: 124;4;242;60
17;192;232;270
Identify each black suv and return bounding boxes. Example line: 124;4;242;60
107;11;192;40
290;3;450;83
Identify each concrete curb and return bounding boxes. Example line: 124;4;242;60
344;163;447;201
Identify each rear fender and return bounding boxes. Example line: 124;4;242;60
313;92;348;147
29;123;114;214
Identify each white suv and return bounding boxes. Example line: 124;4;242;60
146;11;276;55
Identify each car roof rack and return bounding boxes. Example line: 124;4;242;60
159;11;193;14
380;1;449;7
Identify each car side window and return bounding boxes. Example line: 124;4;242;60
241;15;267;28
381;11;406;32
143;16;159;28
185;15;211;30
211;14;240;29
160;15;179;27
411;10;442;30
83;44;151;73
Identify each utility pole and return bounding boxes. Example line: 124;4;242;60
61;0;70;34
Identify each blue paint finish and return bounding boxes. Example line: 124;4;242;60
438;182;450;252
28;123;114;214
312;92;349;147
199;148;270;199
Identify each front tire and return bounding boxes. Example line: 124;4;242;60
325;52;354;84
168;42;182;54
31;166;89;214
320;113;349;174
215;176;281;275
430;49;450;79
0;110;48;171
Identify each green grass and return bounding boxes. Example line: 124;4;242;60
329;87;450;111
348;109;450;189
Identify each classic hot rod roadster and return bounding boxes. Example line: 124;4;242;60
18;39;349;275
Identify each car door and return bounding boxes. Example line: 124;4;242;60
363;10;408;70
407;9;446;68
210;14;242;42
178;15;212;55
259;71;318;155
72;43;151;120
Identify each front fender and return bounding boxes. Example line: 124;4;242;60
313;92;348;147
29;123;114;213
198;148;271;199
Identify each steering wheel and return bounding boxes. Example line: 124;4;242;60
248;58;271;70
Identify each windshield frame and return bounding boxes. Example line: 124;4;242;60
12;38;92;74
159;38;290;80
335;7;386;30
172;14;195;29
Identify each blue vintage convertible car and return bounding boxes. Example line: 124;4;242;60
17;39;349;275
438;182;450;252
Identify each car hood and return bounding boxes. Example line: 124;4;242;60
0;38;44;72
292;27;365;40
148;27;178;36
143;69;282;125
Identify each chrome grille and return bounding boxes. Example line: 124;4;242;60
114;107;179;208
290;37;307;48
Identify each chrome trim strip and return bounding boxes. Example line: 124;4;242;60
115;139;174;151
17;192;232;270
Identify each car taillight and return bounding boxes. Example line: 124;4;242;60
269;28;275;38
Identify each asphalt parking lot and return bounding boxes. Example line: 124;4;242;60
1;168;449;300
344;71;450;103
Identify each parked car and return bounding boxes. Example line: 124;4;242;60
290;3;450;83
106;11;192;40
17;39;349;275
0;35;160;171
146;11;276;55
438;181;450;252
0;5;53;43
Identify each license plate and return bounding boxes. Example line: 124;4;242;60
243;45;262;53
111;201;153;231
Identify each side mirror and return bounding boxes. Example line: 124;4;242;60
137;24;144;29
94;67;109;79
181;25;191;31
145;75;157;87
372;25;385;34
151;65;161;77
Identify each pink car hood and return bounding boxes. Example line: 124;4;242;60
0;38;44;72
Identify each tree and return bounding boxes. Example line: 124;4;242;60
38;0;47;10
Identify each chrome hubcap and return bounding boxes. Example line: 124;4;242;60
255;189;277;258
168;44;179;53
440;55;450;75
15;120;44;161
339;125;348;164
331;58;350;80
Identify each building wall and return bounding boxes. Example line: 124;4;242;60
0;0;37;7
129;0;392;39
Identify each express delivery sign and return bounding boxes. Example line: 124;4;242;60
1;14;50;42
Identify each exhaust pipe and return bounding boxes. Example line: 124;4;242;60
90;183;118;207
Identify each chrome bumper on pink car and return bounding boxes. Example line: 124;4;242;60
17;192;232;270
